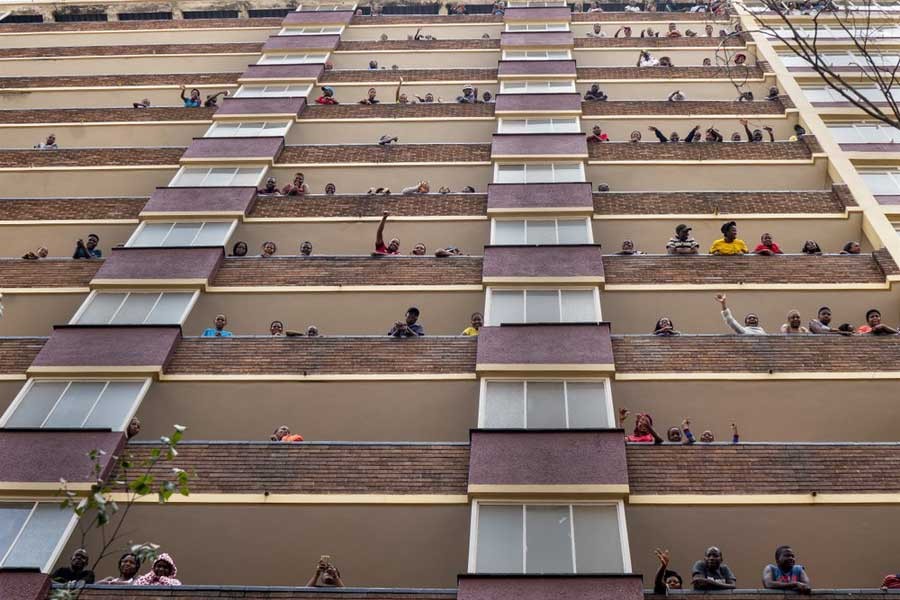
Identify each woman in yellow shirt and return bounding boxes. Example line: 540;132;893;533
462;312;483;336
709;221;749;255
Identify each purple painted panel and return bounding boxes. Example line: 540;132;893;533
0;431;124;484
495;93;582;112
876;195;900;205
216;97;306;117
458;575;644;600
477;324;613;367
282;10;354;24
840;143;900;152
501;31;575;48
93;247;224;282
263;34;340;51
142;187;257;216
483;246;603;279
469;430;627;486
487;183;593;210
505;7;572;21
241;63;324;81
499;60;576;76
183;137;284;162
32;326;181;370
492;133;587;157
0;572;51;600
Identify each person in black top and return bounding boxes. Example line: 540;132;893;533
653;548;683;594
52;548;95;584
692;546;737;590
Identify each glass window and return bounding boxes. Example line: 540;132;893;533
488;289;599;324
296;3;355;10
498;118;579;134
573;505;624;572
506;23;569;31
128;221;234;247
233;84;312;98
827;123;900;144
475;505;522;573
500;80;576;94
257;53;329;65
170;167;265;188
73;292;196;326
493;163;585;183
0;502;75;570
861;171;900;195
492;218;591;244
205;121;291;138
481;380;611;428
503;50;571;60
2;380;149;431
279;25;343;34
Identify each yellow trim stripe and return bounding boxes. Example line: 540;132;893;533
604;283;890;291
469;484;629;497
615;372;900;381
108;493;469;504
477;363;615;372
628;493;900;505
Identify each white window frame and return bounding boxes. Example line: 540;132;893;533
497;117;580;134
477;377;615;429
125;220;238;248
506;23;570;32
493;162;586;184
295;3;356;10
257;52;329;65
69;290;200;326
803;85;895;103
507;0;568;6
484;287;602;325
860;169;900;195
500;80;577;94
0;502;80;572
278;25;344;35
233;84;313;98
204;121;292;138
0;378;152;431
827;122;900;144
169;166;266;188
490;217;593;244
467;500;632;574
503;49;572;61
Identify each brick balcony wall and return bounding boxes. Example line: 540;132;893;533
0;338;46;375
0;42;262;59
0;17;282;33
0;258;101;287
299;103;495;119
587;140;812;161
278;143;492;163
337;39;500;51
0;198;146;220
250;193;487;218
0;148;184;168
320;69;498;83
0;72;240;89
577;65;763;79
0;107;216;125
593;189;851;214
581;100;786;116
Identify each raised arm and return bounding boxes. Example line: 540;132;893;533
685;125;701;143
716;293;747;334
740;119;753;142
649;126;669;143
653;549;672;595
376;211;389;248
764;126;775;142
180;85;188;101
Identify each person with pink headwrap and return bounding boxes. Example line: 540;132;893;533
134;553;181;586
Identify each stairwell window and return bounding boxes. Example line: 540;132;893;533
71;291;198;326
506;23;570;31
494;162;584;183
279;26;344;34
503;50;571;60
471;502;629;573
233;84;312;98
827;123;900;144
257;53;329;65
126;221;236;248
492;218;592;244
480;379;613;428
860;170;900;195
500;80;576;93
0;502;77;570
486;288;600;324
803;86;895;103
170;166;266;187
205;121;292;138
497;118;579;134
0;379;150;431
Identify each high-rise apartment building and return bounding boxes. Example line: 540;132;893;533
0;0;898;599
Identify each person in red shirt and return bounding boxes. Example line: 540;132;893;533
316;86;339;105
271;425;304;442
374;211;400;254
753;232;783;255
619;408;663;444
586;125;609;143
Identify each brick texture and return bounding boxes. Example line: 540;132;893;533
603;254;889;285
351;15;503;24
575;36;743;47
0;258;101;287
212;256;483;287
593;189;851;214
0;17;281;33
0;148;184;168
627;444;900;494
572;13;735;21
338;39;499;50
278;144;492;164
250;193;486;218
0;107;216;125
875;248;900;277
588;140;811;161
320;69;497;82
164;336;477;375
577;65;763;79
0;338;45;375
0;42;262;59
299;103;494;119
582;100;786;116
0;72;240;89
119;442;469;494
0;198;145;220
611;335;900;373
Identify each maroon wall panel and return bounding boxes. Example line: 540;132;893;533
183;137;284;161
499;60;576;77
483;245;603;279
505;7;572;20
495;93;582;112
477;324;613;366
282;10;354;24
492;133;587;157
216;97;306;117
458;575;644;600
487;183;593;210
93;247;224;282
263;34;340;51
0;572;51;600
241;63;324;81
501;31;575;47
0;431;124;484
142;187;257;215
32;326;181;370
469;430;627;486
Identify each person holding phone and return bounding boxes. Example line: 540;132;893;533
307;556;345;587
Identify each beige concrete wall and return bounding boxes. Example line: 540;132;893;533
186;290;485;336
0;169;177;198
0;54;254;78
138;380;477;441
602;289;900;333
331;50;500;70
0;123;208;149
0;223;137;257
267;165;492;195
343;24;500;41
583;117;796;142
612;379;900;441
627;505;900;588
575;48;749;68
593;214;866;256
290;120;496;145
582;79;775;102
0;293;86;336
0;27;276;49
0;86;238;110
60;504;469;587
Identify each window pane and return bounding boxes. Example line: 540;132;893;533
566;382;608;428
526;220;556;244
83;381;145;430
43;382;106;427
476;505;523;573
131;223;172;247
77;293;126;325
110;293;159;325
526;382;566;428
526;505;572;573
526;290;559;322
193;222;233;246
4;503;73;569
573;505;623;572
164;223;202;246
144;292;193;325
172;168;207;186
528;119;552;133
206;168;236;186
553;164;583;182
0;504;31;565
233;168;264;187
491;291;525;324
494;220;525;245
501;120;528;134
484;381;524;428
5;382;67;428
862;172;898;194
561;290;596;322
496;164;525;184
525;164;553;183
557;220;589;244
827;126;859;144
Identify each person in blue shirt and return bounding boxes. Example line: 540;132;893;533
202;314;233;337
73;234;101;259
388;307;424;337
763;545;811;594
180;86;201;108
